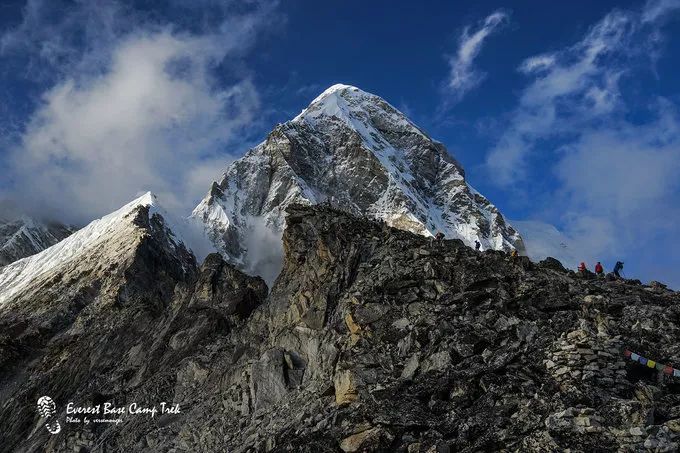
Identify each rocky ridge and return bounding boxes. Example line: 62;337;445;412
1;202;679;452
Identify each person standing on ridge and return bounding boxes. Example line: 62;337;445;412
613;261;624;278
475;240;481;251
431;231;444;248
595;261;604;277
578;262;587;274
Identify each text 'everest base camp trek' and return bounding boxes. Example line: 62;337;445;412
0;84;678;452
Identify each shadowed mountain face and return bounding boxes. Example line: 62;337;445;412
1;202;678;452
191;84;524;277
0;217;73;267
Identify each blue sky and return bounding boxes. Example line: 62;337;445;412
0;0;679;287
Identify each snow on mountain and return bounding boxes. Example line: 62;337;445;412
192;84;524;275
0;192;195;306
0;216;73;266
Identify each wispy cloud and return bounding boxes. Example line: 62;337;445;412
445;10;509;103
487;0;679;185
487;9;636;185
489;0;680;286
0;0;279;224
642;0;680;23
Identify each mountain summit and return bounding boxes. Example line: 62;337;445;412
0;192;195;306
192;84;524;274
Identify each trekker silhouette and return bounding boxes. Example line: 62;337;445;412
431;231;444;248
613;261;624;278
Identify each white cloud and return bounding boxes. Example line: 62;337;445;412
486;3;679;185
518;54;556;74
642;0;680;23
2;0;278;224
515;215;621;268
489;1;680;285
0;199;22;222
243;216;283;285
445;10;509;102
556;104;680;220
511;219;589;269
487;11;632;184
0;0;125;81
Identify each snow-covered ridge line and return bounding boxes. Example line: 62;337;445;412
0;192;170;305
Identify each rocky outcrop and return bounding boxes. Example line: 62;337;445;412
1;204;678;452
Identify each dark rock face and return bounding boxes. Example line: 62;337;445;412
189;253;269;319
1;204;679;452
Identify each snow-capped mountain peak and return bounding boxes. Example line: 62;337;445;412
293;83;360;117
0;192;194;306
293;83;427;144
192;84;524;277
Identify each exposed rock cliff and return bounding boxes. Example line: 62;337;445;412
1;204;678;452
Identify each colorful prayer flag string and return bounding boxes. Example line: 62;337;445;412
624;349;679;377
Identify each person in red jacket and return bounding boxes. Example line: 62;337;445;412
430;231;445;248
595;262;604;276
578;262;587;274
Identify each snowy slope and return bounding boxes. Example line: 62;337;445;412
0;192;194;306
0;217;73;266
192;84;524;274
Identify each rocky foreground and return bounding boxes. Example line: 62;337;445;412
1;204;679;452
